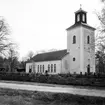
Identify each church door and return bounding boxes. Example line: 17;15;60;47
87;64;90;74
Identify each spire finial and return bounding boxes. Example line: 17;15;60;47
80;4;82;9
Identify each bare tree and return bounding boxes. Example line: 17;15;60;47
0;17;13;72
7;46;19;72
94;0;105;73
28;51;34;59
0;17;13;56
95;0;105;52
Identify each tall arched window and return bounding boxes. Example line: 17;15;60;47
48;64;50;72
40;65;42;73
51;64;53;72
73;36;76;44
87;36;90;44
43;65;44;73
37;65;39;73
54;64;56;72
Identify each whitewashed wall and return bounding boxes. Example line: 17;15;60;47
26;60;61;74
61;54;70;74
26;63;33;73
67;26;95;74
67;27;81;74
83;27;95;73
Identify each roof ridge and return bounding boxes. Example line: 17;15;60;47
37;49;67;55
32;49;67;62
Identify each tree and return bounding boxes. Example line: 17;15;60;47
27;51;35;60
0;17;13;56
96;50;105;73
95;0;105;50
7;47;19;72
95;0;105;73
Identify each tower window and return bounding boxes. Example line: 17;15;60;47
73;36;76;44
77;14;80;22
82;14;85;22
73;57;76;61
87;36;90;44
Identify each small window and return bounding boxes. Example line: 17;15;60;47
73;36;76;44
87;36;90;44
48;64;50;72
77;14;80;22
54;64;56;72
51;64;53;72
73;57;76;61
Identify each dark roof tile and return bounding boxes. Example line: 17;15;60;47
32;49;68;62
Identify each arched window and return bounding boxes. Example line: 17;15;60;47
37;65;39;73
87;36;90;44
77;14;80;22
73;36;76;44
73;57;76;61
40;65;42;73
82;14;85;22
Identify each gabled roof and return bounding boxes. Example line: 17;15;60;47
32;49;68;62
66;23;96;31
75;8;87;14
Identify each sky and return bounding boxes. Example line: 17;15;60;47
0;0;103;60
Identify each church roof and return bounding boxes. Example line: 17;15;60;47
66;23;96;31
32;49;68;62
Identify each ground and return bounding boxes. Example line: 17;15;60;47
0;88;104;105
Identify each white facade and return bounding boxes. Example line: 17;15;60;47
67;27;81;73
67;26;95;74
26;60;62;74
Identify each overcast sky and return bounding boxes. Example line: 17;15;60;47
0;0;103;59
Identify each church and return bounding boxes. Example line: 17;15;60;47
26;7;95;74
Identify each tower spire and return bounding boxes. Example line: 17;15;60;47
80;4;82;10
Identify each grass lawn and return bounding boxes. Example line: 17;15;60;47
0;88;50;105
0;88;104;105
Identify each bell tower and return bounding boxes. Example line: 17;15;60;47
75;6;87;24
66;6;95;74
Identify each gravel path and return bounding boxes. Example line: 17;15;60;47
0;81;105;97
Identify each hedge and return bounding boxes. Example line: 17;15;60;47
0;72;105;87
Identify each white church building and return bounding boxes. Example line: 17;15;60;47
26;7;95;74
